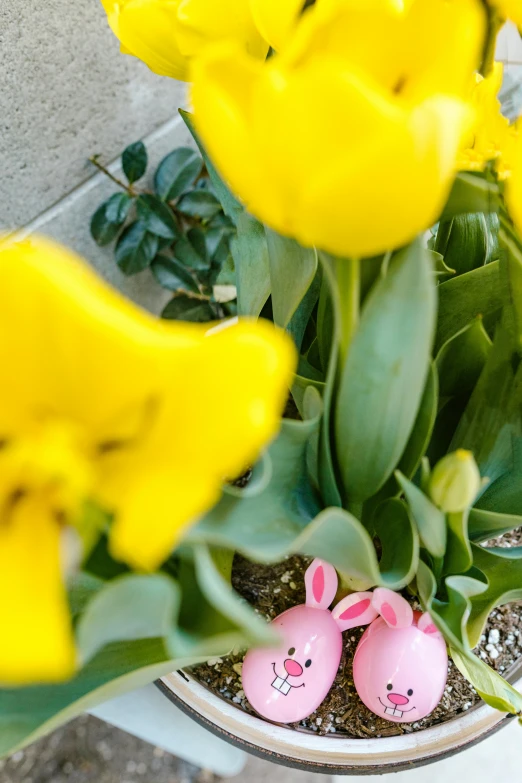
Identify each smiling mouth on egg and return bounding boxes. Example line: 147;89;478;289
377;697;416;719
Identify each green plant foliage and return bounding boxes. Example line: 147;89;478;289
265;229;318;330
89;139;237;321
0;543;274;758
136;194;180;239
435;212;499;276
441;171;500;219
154;147;203;201
335;240;436;502
451;647;522;715
396;472;446;558
435;261;507;352
115;222;159;275
72;129;522;740
77;574;181;664
122;141;148;184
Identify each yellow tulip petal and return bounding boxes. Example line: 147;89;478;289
494;0;522;26
191;44;269;212
249;0;304;51
177;0;267;60
0;496;76;685
113;0;188;79
109;469;219;571
192;0;485;256
299;97;470;257
0;237;193;436
102;318;296;569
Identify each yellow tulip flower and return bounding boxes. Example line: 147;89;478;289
100;0;268;81
458;63;514;176
490;0;522;27
191;0;485;258
250;0;415;53
0;237;295;685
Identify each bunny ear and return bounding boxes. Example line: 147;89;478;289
418;612;443;639
372;588;413;629
304;559;338;609
331;592;379;632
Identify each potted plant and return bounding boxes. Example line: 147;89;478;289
2;0;522;774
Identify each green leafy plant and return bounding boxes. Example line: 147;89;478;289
90;140;237;322
180;110;522;716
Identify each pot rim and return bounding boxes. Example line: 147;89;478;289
157;668;520;775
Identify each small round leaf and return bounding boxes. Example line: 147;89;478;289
154;148;203;201
115;221;159;275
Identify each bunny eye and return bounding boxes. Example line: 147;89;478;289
305;659;312;668
288;647;296;655
408;689;413;696
387;683;393;691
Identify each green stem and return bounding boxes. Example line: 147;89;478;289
334;256;360;368
89;156;137;196
480;7;502;77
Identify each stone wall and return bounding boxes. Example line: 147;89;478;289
0;0;189;310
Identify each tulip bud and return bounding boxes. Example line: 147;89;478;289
428;450;481;513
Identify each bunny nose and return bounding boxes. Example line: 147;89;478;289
388;693;409;706
284;658;303;677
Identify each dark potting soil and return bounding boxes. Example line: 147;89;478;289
190;532;522;739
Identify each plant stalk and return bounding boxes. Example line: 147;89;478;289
89;156;137;196
334;256;360;369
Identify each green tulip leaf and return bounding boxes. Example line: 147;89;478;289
467;544;522;648
295;499;418;591
443;509;473;577
193;546;278;647
500;227;522;347
77;574;181;664
335;239;436;502
451;647;522;715
469;507;522;542
316;256;343;507
231;213;271;317
416;560;487;651
396;472;446;558
450;323;522;484
436;318;492;400
265;229;318;330
475;437;522;515
441;172;500;219
442;213;498;277
366;361;438;518
188;410;323;559
435;261;507;352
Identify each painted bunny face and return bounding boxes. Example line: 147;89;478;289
242;559;377;723
352;594;448;722
242;604;342;723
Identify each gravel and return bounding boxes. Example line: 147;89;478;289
0;715;220;783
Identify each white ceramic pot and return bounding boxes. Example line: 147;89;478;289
157;667;521;775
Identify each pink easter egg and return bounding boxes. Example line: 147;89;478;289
353;611;448;723
242;604;343;723
242;559;379;724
